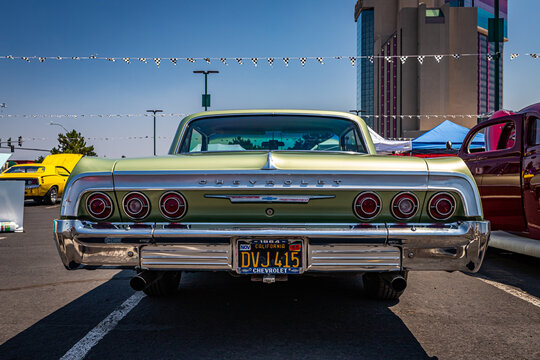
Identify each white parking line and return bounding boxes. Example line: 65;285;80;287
0;237;6;240
475;276;540;309
46;205;60;209
60;292;145;360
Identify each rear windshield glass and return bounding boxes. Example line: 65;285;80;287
178;115;366;154
5;166;45;173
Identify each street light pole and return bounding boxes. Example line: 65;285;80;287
49;121;69;132
349;110;366;116
146;110;163;156
193;70;219;111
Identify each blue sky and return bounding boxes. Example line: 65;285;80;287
0;0;538;159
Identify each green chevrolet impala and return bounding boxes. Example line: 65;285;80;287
54;110;489;300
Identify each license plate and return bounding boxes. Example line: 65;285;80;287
237;239;303;274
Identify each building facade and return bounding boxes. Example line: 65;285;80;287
355;0;507;138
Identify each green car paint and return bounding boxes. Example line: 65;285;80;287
67;110;480;223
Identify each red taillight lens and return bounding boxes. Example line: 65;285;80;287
391;192;419;220
428;193;456;220
353;192;382;220
123;192;150;220
159;192;187;220
86;192;113;220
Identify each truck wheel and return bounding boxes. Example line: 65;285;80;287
143;271;181;297
363;271;408;300
44;186;58;205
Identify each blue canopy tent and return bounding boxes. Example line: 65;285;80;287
412;120;484;151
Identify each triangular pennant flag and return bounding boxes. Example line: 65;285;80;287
220;58;227;65
283;57;289;66
236;58;243;65
510;53;519;60
368;56;374;64
267;58;274;66
316;57;324;64
530;53;539;59
56;56;62;60
107;58;115;62
139;58;147;63
487;54;493;61
39;57;45;63
72;56;80;60
349;57;356;66
334;56;343;60
400;56;408;64
385;56;392;63
434;55;444;63
89;54;96;59
417;56;425;64
186;58;195;63
154;58;161;67
300;57;307;67
21;57;30;62
204;58;211;64
170;58;177;65
123;58;130;64
7;55;14;59
251;58;258;66
452;54;461;59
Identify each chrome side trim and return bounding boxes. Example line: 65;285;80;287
203;194;335;203
61;172;115;217
308;245;401;271
140;244;232;270
427;171;483;217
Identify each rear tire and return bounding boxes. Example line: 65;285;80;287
44;186;58;205
363;271;408;300
143;271;181;297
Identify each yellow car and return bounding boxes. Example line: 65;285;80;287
0;154;82;204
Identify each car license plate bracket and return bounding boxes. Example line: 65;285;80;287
236;239;304;274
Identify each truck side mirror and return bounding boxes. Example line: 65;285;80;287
446;141;453;150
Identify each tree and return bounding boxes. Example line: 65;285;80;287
35;155;45;163
51;130;97;156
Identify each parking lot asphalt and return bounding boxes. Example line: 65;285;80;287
0;204;539;360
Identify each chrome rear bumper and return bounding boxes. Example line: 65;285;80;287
53;220;489;273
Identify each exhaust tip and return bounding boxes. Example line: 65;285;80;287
130;275;147;291
391;277;407;292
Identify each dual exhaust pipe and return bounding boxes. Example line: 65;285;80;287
381;272;408;292
131;270;407;292
130;271;164;291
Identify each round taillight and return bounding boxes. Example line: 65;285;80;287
123;192;150;220
428;192;456;220
86;192;114;220
159;191;187;220
391;192;419;220
353;192;382;220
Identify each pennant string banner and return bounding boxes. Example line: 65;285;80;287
0;53;536;67
0;112;491;120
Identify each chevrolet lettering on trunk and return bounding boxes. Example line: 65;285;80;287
54;110;489;300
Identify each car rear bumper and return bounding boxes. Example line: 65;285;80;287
53;220;490;273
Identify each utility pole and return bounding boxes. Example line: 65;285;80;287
193;70;219;111
146;109;162;156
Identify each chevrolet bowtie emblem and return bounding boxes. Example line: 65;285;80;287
204;195;335;203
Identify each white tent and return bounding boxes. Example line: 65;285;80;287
368;127;411;154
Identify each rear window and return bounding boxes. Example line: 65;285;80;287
178;115;367;154
5;166;45;173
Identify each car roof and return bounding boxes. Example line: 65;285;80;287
517;102;540;116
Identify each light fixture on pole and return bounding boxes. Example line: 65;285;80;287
349;110;366;116
146;109;163;156
193;70;219;111
49;121;69;132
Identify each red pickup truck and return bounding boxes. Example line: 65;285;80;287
458;103;540;241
